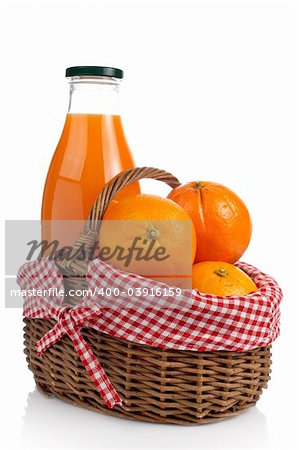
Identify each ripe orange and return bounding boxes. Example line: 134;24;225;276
192;261;257;296
99;194;196;284
168;181;252;264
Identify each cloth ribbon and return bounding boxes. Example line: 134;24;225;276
24;296;122;409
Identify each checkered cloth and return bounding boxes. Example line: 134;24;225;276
18;258;282;409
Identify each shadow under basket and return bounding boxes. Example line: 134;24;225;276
23;318;271;425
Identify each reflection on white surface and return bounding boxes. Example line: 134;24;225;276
22;388;268;449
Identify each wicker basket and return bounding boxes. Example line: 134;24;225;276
24;167;272;425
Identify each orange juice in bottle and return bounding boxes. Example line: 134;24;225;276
41;66;139;247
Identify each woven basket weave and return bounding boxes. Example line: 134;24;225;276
24;167;272;425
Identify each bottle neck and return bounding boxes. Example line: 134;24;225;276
67;76;121;115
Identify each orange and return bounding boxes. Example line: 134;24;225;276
192;261;257;296
98;194;197;285
168;181;252;264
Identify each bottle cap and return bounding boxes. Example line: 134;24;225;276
65;66;123;79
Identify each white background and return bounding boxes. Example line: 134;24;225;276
1;0;299;449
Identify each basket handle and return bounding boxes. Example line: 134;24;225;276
85;166;180;232
57;167;180;275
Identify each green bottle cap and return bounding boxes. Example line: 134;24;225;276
65;66;123;79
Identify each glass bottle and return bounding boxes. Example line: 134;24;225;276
41;66;139;247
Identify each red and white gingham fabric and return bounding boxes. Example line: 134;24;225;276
18;259;122;409
18;257;282;409
84;259;282;351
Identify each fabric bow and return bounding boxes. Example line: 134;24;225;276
18;257;122;409
27;297;122;409
36;302;121;408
